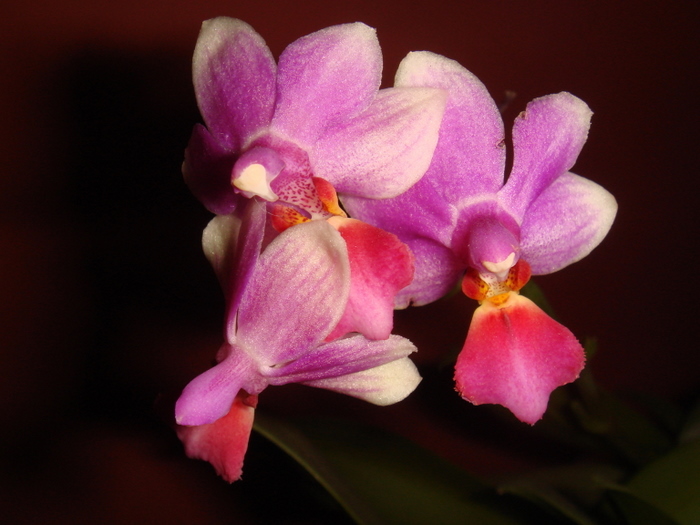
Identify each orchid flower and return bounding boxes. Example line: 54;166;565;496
183;17;445;341
343;52;617;424
176;218;421;481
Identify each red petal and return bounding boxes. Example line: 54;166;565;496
454;294;584;424
176;392;257;482
327;218;414;341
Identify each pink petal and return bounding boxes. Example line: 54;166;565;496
395;51;506;199
311;86;446;198
175;347;263;426
499;93;592;222
454;294;585;424
193;17;277;150
271;23;381;146
237;220;350;364
325;218;413;341
269;334;417;384
176;391;257;483
520;172;618;275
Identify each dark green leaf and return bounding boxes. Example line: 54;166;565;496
254;414;548;525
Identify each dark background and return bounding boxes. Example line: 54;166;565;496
1;1;698;522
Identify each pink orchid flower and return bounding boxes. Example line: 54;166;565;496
183;17;445;341
344;52;617;424
176;218;421;481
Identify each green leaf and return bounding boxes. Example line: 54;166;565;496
499;462;625;525
254;414;547;525
604;487;680;525
624;439;700;525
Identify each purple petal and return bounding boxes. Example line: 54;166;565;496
183;124;242;215
499;93;592;221
268;334;417;384
270;23;382;146
193;17;276;150
201;200;267;342
175;347;262;426
303;357;421;406
310;86;446;198
236;220;350;365
393;236;464;307
342;173;455;244
395;51;506;200
520;172;617;275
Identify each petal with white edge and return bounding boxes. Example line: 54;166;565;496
303;357;421;406
311;86;446;199
395;51;506;200
271;22;381;146
236;220;350;365
193;17;277;150
500;92;592;221
520;172;617;275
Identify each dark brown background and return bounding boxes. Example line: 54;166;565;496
1;1;698;522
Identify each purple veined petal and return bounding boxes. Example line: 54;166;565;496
303;357;421;406
310;86;446;199
520;172;617;275
500;93;593;222
201;200;267;342
268;334;417;384
175;346;263;426
270;22;382;146
183;124;243;215
193;17;277;150
236;220;350;365
395;51;506;201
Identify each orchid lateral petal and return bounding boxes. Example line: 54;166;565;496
183;124;241;215
311;87;446;199
271;22;381;146
455;294;585;425
175;348;261;426
395;51;505;200
269;334;417;383
236;220;350;365
193;17;277;150
325;218;414;341
521;172;618;275
303;357;421;406
500;93;592;221
176;391;257;483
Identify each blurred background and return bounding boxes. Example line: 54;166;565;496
1;1;698;523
